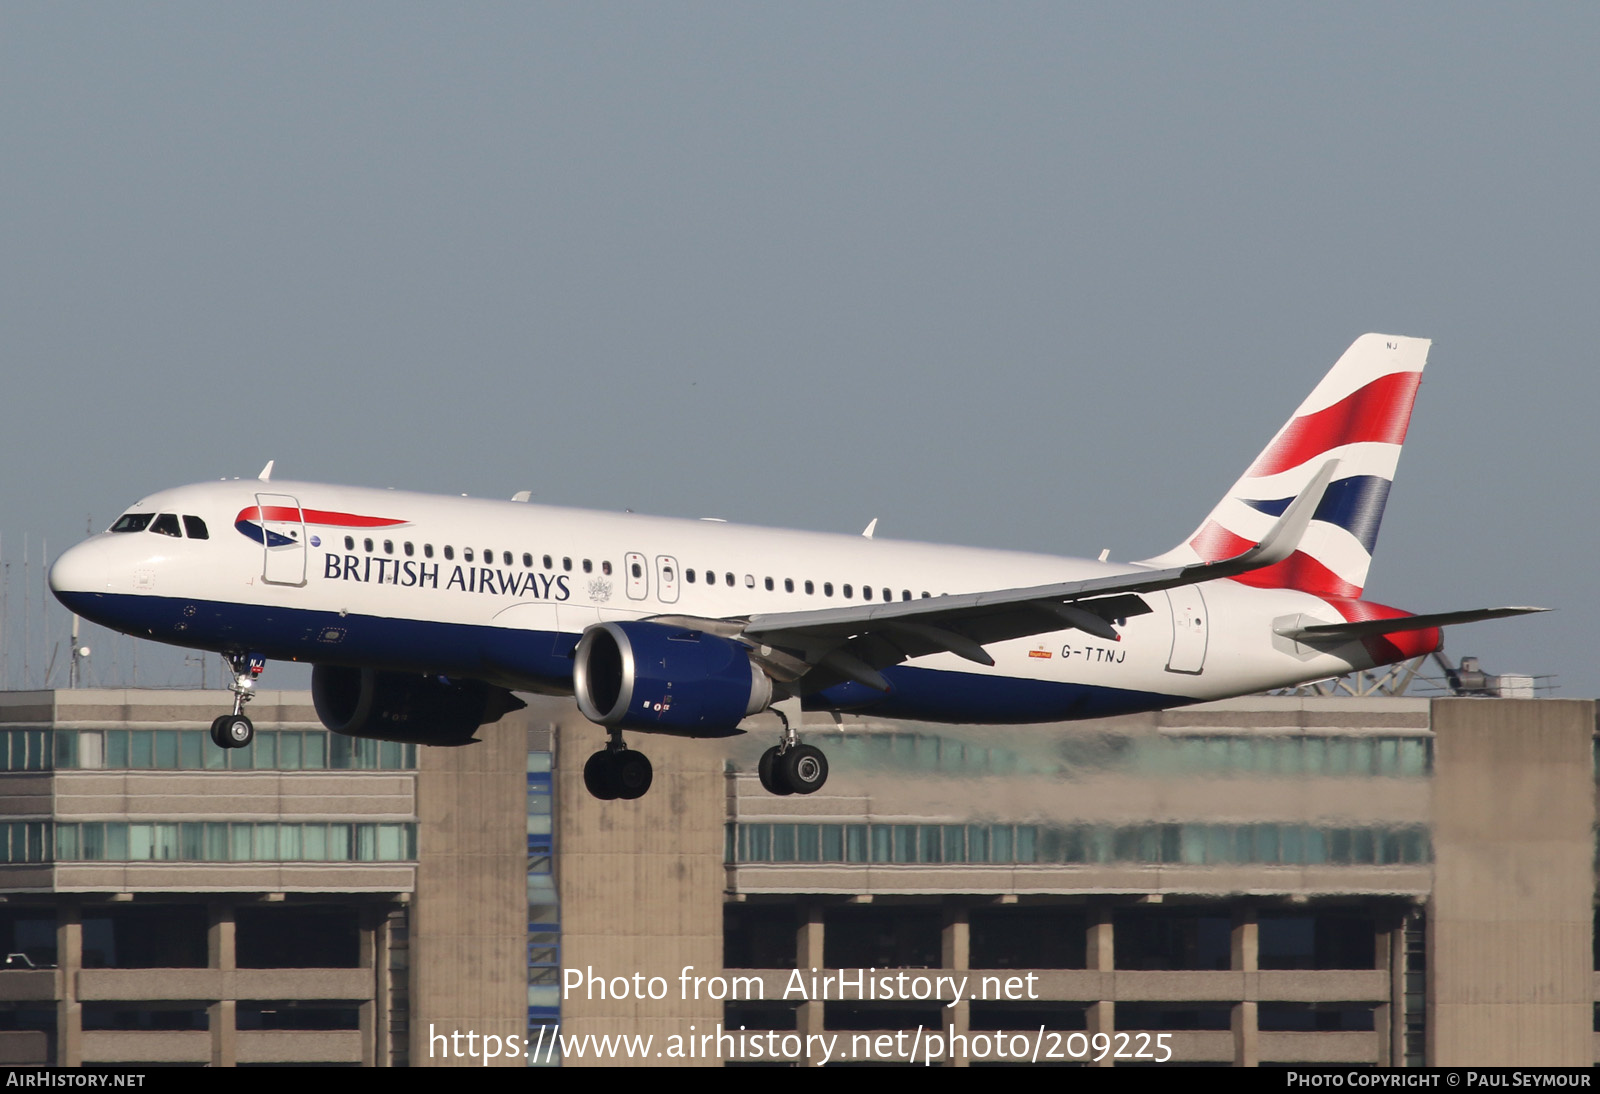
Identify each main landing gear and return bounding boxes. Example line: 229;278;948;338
758;708;829;796
583;729;654;801
578;710;831;801
209;652;264;750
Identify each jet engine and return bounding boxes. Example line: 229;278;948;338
312;664;526;745
573;621;772;737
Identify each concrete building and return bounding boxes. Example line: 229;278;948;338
0;688;1591;1066
552;696;1597;1067
0;688;528;1067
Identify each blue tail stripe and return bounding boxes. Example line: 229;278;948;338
1240;475;1393;553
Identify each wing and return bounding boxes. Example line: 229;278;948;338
688;461;1343;692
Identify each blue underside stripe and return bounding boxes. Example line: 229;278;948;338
55;591;1190;726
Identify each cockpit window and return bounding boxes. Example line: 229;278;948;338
182;515;209;540
110;513;154;533
150;513;182;538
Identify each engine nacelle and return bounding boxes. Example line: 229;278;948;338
573;621;772;737
312;664;526;745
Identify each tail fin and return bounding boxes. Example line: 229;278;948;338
1149;333;1430;598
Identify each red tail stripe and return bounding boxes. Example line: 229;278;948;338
1189;520;1362;598
1231;552;1362;600
1247;371;1422;478
236;506;405;528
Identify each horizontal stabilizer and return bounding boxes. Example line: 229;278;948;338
1275;606;1548;643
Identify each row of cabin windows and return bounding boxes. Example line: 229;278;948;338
341;536;611;574
339;537;939;600
683;569;932;601
109;513;209;539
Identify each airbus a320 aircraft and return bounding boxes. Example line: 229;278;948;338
50;335;1540;801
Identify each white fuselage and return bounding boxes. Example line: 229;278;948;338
49;478;1387;725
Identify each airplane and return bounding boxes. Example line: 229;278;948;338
48;334;1541;801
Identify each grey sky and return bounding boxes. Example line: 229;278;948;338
1;4;1593;695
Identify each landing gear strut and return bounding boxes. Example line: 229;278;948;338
758;707;829;795
583;729;653;801
210;652;264;750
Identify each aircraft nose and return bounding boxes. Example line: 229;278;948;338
49;540;109;603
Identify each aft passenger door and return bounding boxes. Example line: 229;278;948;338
1163;587;1208;674
256;493;307;587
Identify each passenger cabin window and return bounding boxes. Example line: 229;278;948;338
805;580;814;595
725;572;734;587
785;578;794;593
543;555;553;570
383;540;394;554
862;586;872;600
523;553;533;567
843;584;853;599
823;582;834;597
583;559;592;573
630;562;642;578
182;516;209;540
602;561;612;576
404;542;414;557
504;552;513;566
562;557;572;572
344;536;355;550
110;514;154;533
686;570;696;583
464;548;475;563
444;546;455;561
744;574;755;588
424;544;434;559
364;538;374;552
151;513;182;538
764;577;774;591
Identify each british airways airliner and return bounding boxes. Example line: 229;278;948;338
49;335;1539;800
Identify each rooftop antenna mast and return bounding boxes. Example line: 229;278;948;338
22;534;28;688
68;616;90;689
40;537;47;687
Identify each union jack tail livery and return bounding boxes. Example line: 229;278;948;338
1152;333;1428;600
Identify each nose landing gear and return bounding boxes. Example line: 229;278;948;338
210;652;265;750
